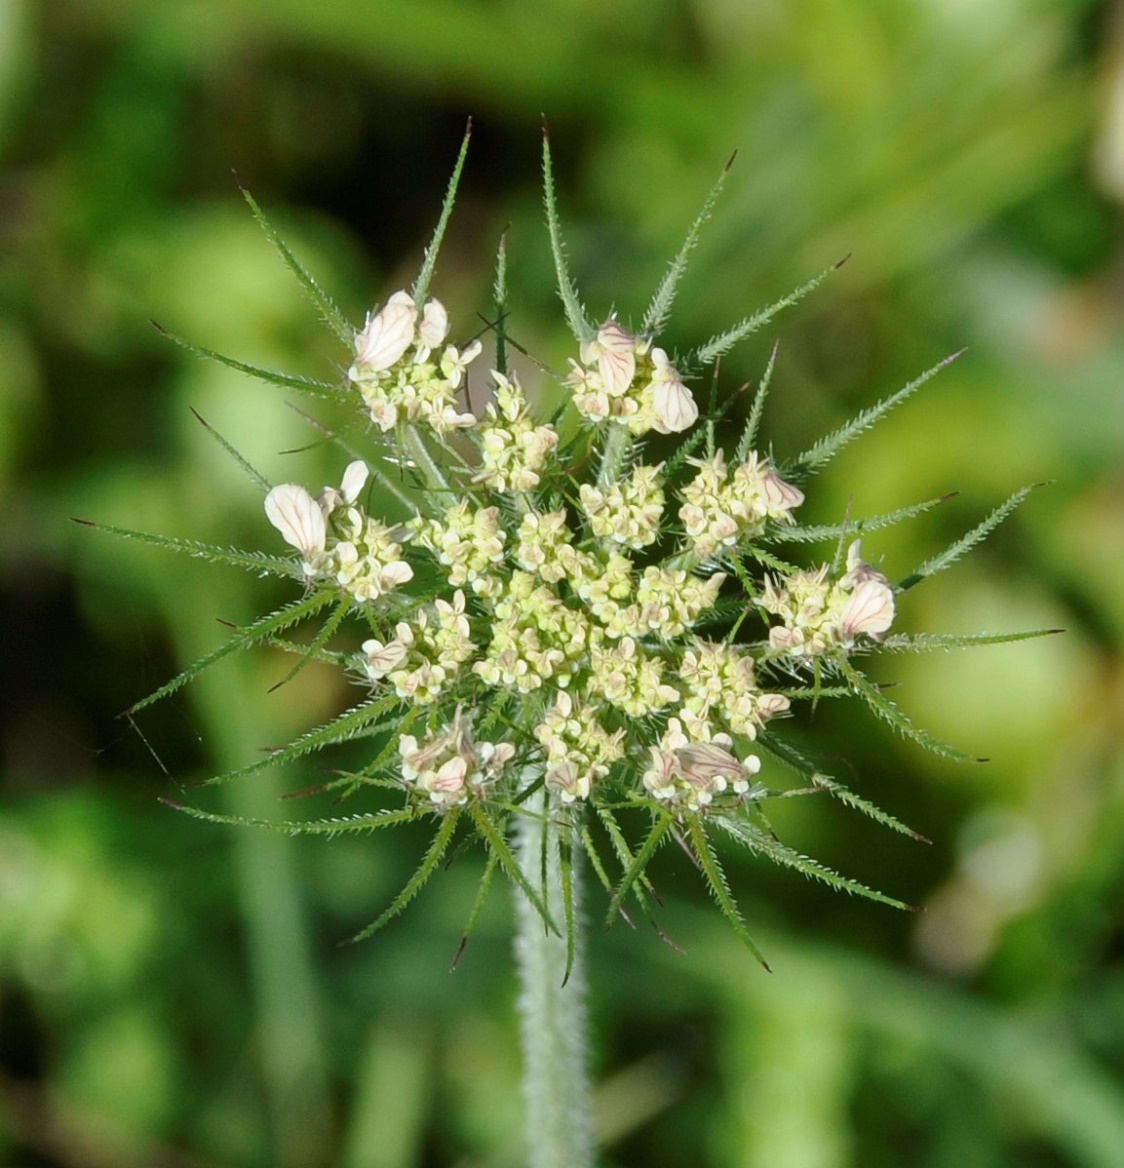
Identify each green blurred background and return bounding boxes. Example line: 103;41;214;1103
3;0;1123;1165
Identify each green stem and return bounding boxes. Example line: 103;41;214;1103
596;423;631;492
515;791;595;1168
401;423;451;501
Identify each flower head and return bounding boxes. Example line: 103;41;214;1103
761;540;895;658
348;290;482;433
399;708;515;808
567;320;697;436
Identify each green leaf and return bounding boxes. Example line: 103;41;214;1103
735;339;780;462
604;813;674;928
684;816;771;970
713;814;913;909
642;152;735;338
693;258;845;366
349;811;464;943
128;591;336;715
897;483;1046;592
470;803;558;934
413;120;472;308
878;628;1064;653
492;227;510;377
189;408;272;491
772;494;956;544
241;187;353;345
265;595;352;694
789;350;964;476
809;774;929;842
559;828;578;985
153;323;340;398
838;657;979;763
72;519;300;578
453;850;501;970
160;800;418;838
541;128;593;343
203;695;402;786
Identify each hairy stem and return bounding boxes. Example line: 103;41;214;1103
515;791;595;1168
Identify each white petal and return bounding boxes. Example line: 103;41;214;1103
381;561;415;587
265;484;325;558
841;579;895;638
651;372;698;434
351;291;417;376
340;460;370;503
419;299;449;349
363;639;409;675
595;320;637;396
762;469;804;514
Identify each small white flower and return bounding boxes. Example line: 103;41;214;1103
265;484;326;560
361;636;410;677
320;460;370;513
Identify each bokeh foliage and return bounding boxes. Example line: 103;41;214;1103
2;1;1122;1166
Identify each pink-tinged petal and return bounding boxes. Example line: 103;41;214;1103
351;291;417;377
762;469;804;514
429;756;468;795
340;460;369;504
651;371;698;433
362;639;409;675
419;299;449;349
595;320;637;396
841;578;895;639
677;742;744;786
265;484;325;558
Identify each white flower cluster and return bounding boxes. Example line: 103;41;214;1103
399;707;515;808
262;294;899;816
361;590;476;703
679;641;791;739
348;291;482;433
534;692;625;803
411;502;506;598
642;718;762;812
265;461;413;601
760;540;896;657
679;451;804;560
579;463;665;548
474;372;559;492
566;320;698;435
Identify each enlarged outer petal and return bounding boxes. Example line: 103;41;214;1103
651;375;698;433
762;468;804;517
362;637;409;676
380;560;415;588
350;291;417;378
650;348;698;433
340;460;370;504
591;320;637;396
265;484;326;559
418;299;449;350
841;578;895;639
